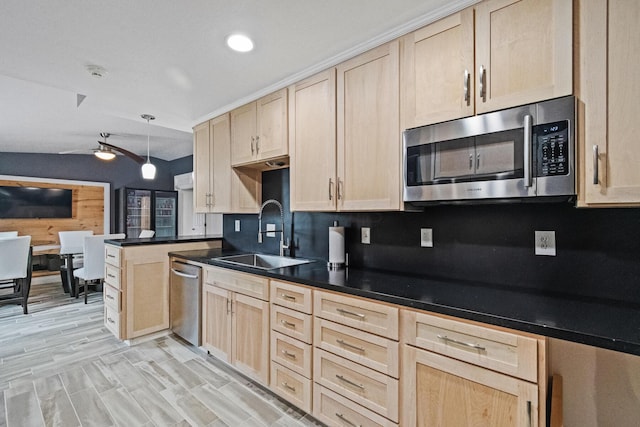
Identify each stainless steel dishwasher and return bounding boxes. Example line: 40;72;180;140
169;259;201;346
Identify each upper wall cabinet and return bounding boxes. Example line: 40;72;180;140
337;41;401;211
475;0;572;114
231;88;288;166
401;8;475;129
576;0;640;207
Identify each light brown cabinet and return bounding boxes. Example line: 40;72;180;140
401;0;572;128
576;0;640;206
230;88;288;166
193;114;261;214
202;266;270;385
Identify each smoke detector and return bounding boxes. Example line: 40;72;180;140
86;64;107;78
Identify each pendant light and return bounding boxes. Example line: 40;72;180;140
141;114;156;180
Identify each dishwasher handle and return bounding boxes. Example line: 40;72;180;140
171;268;199;279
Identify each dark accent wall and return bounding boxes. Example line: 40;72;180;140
224;169;640;306
0;152;188;230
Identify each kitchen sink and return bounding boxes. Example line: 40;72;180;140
214;253;314;270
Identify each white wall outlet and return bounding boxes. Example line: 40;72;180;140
234;220;241;232
535;230;556;256
361;227;371;244
266;223;276;237
420;228;433;247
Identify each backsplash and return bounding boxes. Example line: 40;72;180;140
223;169;640;306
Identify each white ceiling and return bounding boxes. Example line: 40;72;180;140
0;0;473;161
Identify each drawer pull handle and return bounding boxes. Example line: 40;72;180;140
336;339;365;353
280;320;297;329
107;317;116;324
336;374;364;390
281;293;297;301
281;382;296;392
437;334;486;351
336;308;365;319
106;294;114;300
281;350;297;359
107;254;116;258
335;413;361;427
107;274;116;279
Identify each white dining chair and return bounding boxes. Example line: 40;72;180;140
139;230;155;238
0;231;19;239
58;230;93;295
73;233;125;303
0;236;32;314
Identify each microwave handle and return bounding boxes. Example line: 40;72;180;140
523;114;533;188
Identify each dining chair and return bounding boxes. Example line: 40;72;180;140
0;231;19;238
139;229;155;238
0;236;33;314
73;233;125;303
58;230;93;295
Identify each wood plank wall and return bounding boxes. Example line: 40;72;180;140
0;179;105;246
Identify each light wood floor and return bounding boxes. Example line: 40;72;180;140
0;281;324;427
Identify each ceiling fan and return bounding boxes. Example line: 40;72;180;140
60;132;145;164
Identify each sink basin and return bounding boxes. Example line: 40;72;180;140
214;253;314;270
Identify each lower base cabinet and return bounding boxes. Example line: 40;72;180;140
313;384;397;427
403;345;539;427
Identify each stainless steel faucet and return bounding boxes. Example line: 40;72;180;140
257;199;289;256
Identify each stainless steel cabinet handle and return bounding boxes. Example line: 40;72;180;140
280;319;296;329
106;294;114;300
336;339;365;353
469;154;473;170
464;69;470;104
336;374;365;390
336;308;365;319
476;153;481;170
479;65;486;101
251;136;255;155
170;269;198;279
107;273;116;279
523;114;533;188
329;178;334;200
256;135;260;154
107;254;116;258
437;334;486;351
593;145;599;185
337;179;343;200
281;293;296;301
335;413;361;427
527;400;532;427
107;317;115;324
281;382;296;392
281;350;297;359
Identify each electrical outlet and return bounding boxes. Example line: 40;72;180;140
420;228;433;247
535;230;556;256
266;223;276;237
234;220;241;232
361;227;371;244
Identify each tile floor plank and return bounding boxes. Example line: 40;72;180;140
5;387;45;427
39;388;81;427
99;386;151;426
129;385;186;425
69;387;114;427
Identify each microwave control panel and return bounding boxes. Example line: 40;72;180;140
535;120;569;176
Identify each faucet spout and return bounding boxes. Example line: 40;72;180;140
257;199;287;256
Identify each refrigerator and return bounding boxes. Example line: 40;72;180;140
115;188;178;238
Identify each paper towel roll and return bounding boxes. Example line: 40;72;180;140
328;224;345;268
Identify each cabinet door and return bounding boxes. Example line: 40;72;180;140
289;69;338;211
202;284;232;363
125;258;169;339
257;88;288;160
210;114;233;213
401;8;475;128
337;41;401;211
232;293;270;385
231;168;261;213
475;0;572;114
578;0;640;206
193;121;212;213
230;102;257;165
403;345;538;427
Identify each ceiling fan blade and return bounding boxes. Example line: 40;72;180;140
102;141;145;164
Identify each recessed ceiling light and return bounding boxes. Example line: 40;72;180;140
226;34;254;52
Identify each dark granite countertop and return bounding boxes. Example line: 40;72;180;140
170;248;640;357
105;234;223;247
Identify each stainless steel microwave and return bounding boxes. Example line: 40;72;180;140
403;96;575;205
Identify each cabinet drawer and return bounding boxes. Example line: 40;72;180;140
103;285;121;311
271;331;312;378
104;264;121;290
270;363;312;413
270;280;313;314
401;310;538;382
205;266;269;300
104;305;122;338
315;348;399;422
315;318;399;378
313;384;397;427
314;290;399;340
271;304;313;344
104;245;121;268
